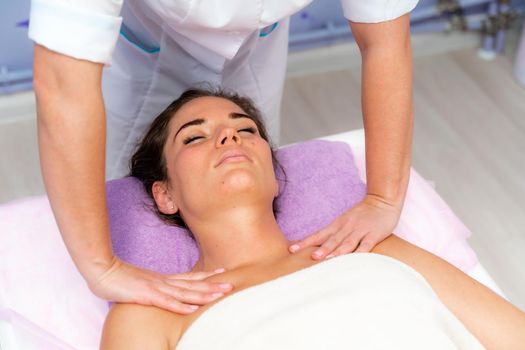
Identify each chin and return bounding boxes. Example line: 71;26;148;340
218;168;274;201
219;168;259;194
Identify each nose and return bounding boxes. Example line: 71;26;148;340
216;127;242;147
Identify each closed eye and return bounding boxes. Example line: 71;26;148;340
183;127;256;145
238;127;257;134
182;135;204;145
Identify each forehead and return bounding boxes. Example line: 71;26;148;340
172;96;246;124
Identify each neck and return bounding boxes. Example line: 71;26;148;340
188;205;290;272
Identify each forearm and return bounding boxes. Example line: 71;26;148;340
34;45;113;283
360;38;413;209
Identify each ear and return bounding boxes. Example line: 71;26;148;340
273;178;280;198
152;181;179;215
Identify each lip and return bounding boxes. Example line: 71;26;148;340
215;149;251;167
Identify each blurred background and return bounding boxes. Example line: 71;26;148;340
1;0;525;309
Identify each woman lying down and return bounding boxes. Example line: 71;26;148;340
100;89;525;349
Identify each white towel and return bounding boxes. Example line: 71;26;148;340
177;253;484;349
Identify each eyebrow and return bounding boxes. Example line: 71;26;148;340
173;112;253;142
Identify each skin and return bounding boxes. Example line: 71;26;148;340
100;97;525;350
32;11;412;312
33;46;232;314
293;14;414;259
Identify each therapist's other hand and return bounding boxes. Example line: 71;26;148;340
288;195;401;259
89;257;233;314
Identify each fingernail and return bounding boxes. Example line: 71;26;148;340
313;250;323;257
212;293;224;298
220;283;232;290
290;244;299;252
214;268;225;273
188;305;199;310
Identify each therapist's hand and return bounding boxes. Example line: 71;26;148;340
288;195;401;259
89;257;233;314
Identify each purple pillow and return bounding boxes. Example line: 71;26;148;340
107;140;366;274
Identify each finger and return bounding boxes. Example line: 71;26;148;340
330;236;362;257
165;279;233;293
157;282;226;306
173;268;226;281
311;233;346;260
355;235;377;253
289;226;336;253
149;291;201;315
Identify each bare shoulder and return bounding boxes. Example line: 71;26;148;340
100;303;184;350
372;234;428;260
371;234;489;307
372;235;525;349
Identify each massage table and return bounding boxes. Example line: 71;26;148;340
0;130;505;349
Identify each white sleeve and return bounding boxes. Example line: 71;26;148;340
340;0;419;23
28;0;124;65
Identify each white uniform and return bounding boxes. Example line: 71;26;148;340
28;0;418;178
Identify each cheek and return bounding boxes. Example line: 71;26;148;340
168;148;206;195
253;140;278;182
256;140;274;167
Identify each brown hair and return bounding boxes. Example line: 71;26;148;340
130;87;284;228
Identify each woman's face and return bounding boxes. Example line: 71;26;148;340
156;96;278;219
